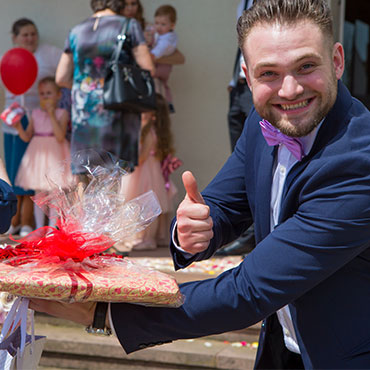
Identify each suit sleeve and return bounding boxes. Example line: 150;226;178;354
111;115;370;354
170;109;258;269
0;180;17;233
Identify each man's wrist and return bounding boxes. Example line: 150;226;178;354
172;221;193;257
86;302;112;336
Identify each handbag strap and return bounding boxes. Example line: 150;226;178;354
111;18;131;64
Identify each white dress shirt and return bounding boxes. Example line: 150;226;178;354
272;126;320;353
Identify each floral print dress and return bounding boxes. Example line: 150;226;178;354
64;15;145;172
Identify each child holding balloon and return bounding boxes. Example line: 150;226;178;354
1;18;65;236
13;77;74;229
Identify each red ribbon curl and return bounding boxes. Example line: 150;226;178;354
0;222;117;301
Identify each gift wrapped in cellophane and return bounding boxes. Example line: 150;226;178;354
0;151;184;307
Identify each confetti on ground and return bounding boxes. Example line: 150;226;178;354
132;256;242;276
231;341;258;349
183;338;258;349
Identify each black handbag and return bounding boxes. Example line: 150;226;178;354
103;19;156;112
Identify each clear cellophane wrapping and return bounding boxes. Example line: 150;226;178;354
0;152;184;307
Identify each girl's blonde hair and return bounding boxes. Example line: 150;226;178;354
141;94;175;162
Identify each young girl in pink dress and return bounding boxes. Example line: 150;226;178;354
14;76;74;229
119;93;182;251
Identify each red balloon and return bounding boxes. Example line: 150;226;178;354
0;48;38;95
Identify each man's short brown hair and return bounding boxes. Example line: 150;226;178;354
155;5;177;24
237;0;333;49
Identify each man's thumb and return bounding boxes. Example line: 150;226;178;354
182;171;205;204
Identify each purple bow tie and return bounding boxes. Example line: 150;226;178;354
259;119;305;161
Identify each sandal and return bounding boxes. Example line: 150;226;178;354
106;246;130;257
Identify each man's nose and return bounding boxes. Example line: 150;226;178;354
278;75;303;100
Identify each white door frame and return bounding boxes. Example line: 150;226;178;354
330;0;346;43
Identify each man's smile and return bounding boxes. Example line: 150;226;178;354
274;98;314;112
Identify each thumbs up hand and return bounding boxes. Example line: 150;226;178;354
176;171;214;255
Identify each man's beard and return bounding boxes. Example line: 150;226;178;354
273;106;324;137
255;72;338;138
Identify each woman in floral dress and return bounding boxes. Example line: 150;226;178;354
56;0;154;174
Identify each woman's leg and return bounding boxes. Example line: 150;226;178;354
48;205;57;227
33;197;45;229
11;195;22;227
21;195;34;227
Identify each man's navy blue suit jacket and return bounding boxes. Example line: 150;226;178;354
112;81;370;369
0;179;16;233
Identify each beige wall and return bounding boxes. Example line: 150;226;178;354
0;0;239;206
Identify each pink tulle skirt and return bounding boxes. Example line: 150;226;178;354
121;155;177;213
15;136;75;191
118;155;177;249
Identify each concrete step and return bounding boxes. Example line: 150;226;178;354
34;255;259;368
35;313;261;345
36;319;258;370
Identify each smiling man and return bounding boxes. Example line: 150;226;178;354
31;1;370;368
243;20;341;138
240;6;342;142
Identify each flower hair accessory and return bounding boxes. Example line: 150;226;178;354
161;154;183;191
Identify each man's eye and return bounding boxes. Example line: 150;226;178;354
260;71;275;77
301;63;314;71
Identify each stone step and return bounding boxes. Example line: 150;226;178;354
36;312;260;345
36;320;258;370
34;253;259;368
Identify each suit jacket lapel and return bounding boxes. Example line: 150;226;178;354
255;144;276;239
280;81;352;216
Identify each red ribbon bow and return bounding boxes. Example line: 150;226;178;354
0;222;117;302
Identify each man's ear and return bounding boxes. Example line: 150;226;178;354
241;63;252;89
333;42;345;80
